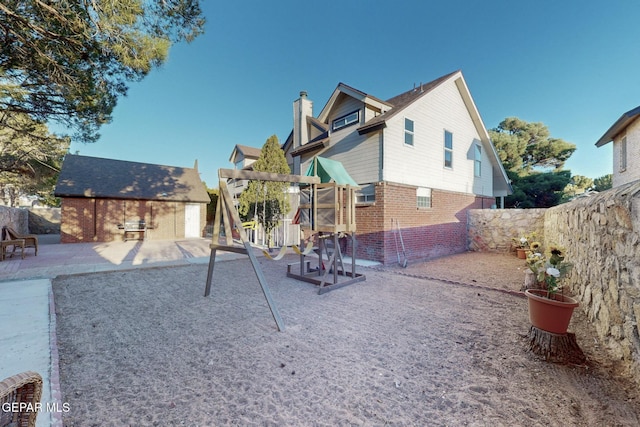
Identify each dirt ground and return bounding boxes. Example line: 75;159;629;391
53;251;640;426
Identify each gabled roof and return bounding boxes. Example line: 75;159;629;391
286;71;512;194
595;105;640;147
317;83;392;123
357;70;459;135
229;144;262;162
54;154;210;203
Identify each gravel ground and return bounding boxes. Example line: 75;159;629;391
53;251;640;426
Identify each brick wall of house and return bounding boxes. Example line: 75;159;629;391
353;182;494;264
60;198;207;243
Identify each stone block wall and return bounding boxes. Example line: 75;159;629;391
545;180;640;379
0;206;29;235
468;208;546;253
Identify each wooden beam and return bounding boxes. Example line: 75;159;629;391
218;168;321;184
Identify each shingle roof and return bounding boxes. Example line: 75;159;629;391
234;144;262;159
54;154;211;203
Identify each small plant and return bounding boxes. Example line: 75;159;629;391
526;244;572;298
512;232;538;249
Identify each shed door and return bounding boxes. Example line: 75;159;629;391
184;203;200;238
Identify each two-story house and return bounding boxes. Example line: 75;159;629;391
595;105;640;188
282;70;511;264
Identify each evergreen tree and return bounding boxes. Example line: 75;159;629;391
490;117;576;173
0;0;205;143
0;112;69;206
593;174;613;191
238;135;291;246
490;117;576;208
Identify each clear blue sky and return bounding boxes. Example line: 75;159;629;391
68;0;640;188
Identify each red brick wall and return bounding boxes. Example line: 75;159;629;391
60;198;207;243
353;182;495;264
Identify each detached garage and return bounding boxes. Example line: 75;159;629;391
55;154;210;243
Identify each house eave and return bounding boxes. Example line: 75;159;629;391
595;105;640;147
290;138;329;156
357;121;387;135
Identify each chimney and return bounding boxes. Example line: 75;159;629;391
293;90;313;149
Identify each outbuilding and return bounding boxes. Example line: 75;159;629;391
55;154;210;243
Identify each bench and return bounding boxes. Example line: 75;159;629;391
1;239;25;261
119;220;146;242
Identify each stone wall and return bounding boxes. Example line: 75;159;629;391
470;181;640;382
28;207;61;234
468;208;546;253
0;206;29;235
546;180;640;380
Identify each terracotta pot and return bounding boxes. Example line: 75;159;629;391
516;247;527;259
525;289;579;334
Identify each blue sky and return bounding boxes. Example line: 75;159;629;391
67;0;640;188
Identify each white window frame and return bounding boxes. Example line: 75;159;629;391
404;118;414;146
417;187;432;208
474;144;482;177
444;130;453;168
620;136;627;171
332;110;359;131
356;184;375;204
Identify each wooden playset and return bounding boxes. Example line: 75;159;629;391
204;164;366;331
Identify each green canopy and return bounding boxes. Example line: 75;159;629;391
305;156;358;186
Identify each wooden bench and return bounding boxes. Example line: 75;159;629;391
119;220;146;241
1;239;25;261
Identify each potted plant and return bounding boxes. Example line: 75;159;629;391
512;232;538;259
524;245;578;334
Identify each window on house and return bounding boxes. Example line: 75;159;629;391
620;136;627;171
444;130;453;168
404;118;414;146
356;193;376;203
356;184;375;204
417;187;432;208
332;110;359;131
474;144;482;177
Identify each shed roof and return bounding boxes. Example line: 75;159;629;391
54;154;210;203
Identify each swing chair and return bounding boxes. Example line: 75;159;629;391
262;245;289;261
292;240;314;255
263;240;314;260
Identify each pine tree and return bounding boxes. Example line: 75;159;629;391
238;135;291;246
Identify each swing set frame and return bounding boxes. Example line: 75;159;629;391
204;167;366;331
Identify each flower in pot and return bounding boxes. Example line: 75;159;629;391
524;245;579;334
526;245;572;296
512;232;537;259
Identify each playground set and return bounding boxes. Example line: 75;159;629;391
204;158;366;331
